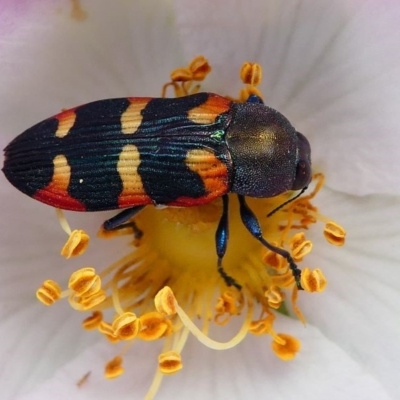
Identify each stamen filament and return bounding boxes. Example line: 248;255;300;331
175;294;254;350
56;208;72;235
145;370;164;400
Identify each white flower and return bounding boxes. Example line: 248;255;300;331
1;1;399;399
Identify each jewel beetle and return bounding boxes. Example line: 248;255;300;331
2;92;311;289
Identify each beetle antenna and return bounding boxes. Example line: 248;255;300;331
266;186;308;218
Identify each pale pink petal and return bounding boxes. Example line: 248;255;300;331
302;187;400;398
173;0;400;196
18;318;391;400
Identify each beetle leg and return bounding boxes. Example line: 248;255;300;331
237;195;303;290
103;206;145;239
215;195;242;290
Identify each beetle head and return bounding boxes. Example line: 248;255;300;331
292;131;311;190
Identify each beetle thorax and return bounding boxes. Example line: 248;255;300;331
226;102;299;198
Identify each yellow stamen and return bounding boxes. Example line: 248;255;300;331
301;268;327;293
155;286;177;316
271;334;301;361
263;242;288;270
82;311;103;330
291;287;306;325
158;351;183;375
75;290;107;310
61;230;90;258
98;321;114;336
172;288;254;350
162;56;211;98
291;232;312;261
36;280;62;305
264;286;285;309
138;312;172;341
240;62;262;86
324;221;346;246
68;267;101;297
214;290;242;325
170;68;192;82
188;55;212;81
112;312;141;340
105;356;124;379
56;208;89;257
56;208;72;235
249;314;275;336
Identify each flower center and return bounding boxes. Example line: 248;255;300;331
36;56;346;399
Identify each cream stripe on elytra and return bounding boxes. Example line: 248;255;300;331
117;144;146;194
121;98;150;134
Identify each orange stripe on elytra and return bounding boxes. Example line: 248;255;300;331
121;98;151;134
55;109;77;138
117;144;152;207
170;148;229;207
33;154;86;210
187;94;231;125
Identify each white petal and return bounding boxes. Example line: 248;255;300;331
18;318;390;400
301;187;400;399
173;0;400;195
0;0;183;140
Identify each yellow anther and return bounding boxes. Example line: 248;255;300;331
240;62;262;86
290;232;313;261
138;312;172;341
170;56;211;82
36;280;62;305
105;333;120;343
163;56;212;98
324;221;346;246
61;229;90;259
271;333;301;361
215;291;240;315
158;351;183;375
300;215;317;228
170;68;193;82
112;312;141;341
82;311;103;330
249;315;274;336
188;55;211;81
301;268;327;293
263;245;287;270
155;287;177;316
291;232;306;249
265;286;284;309
68;267;101;297
79;290;107;309
214;291;242;325
105;356;124;379
98;321;114;336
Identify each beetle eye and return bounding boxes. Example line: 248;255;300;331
292;159;311;190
